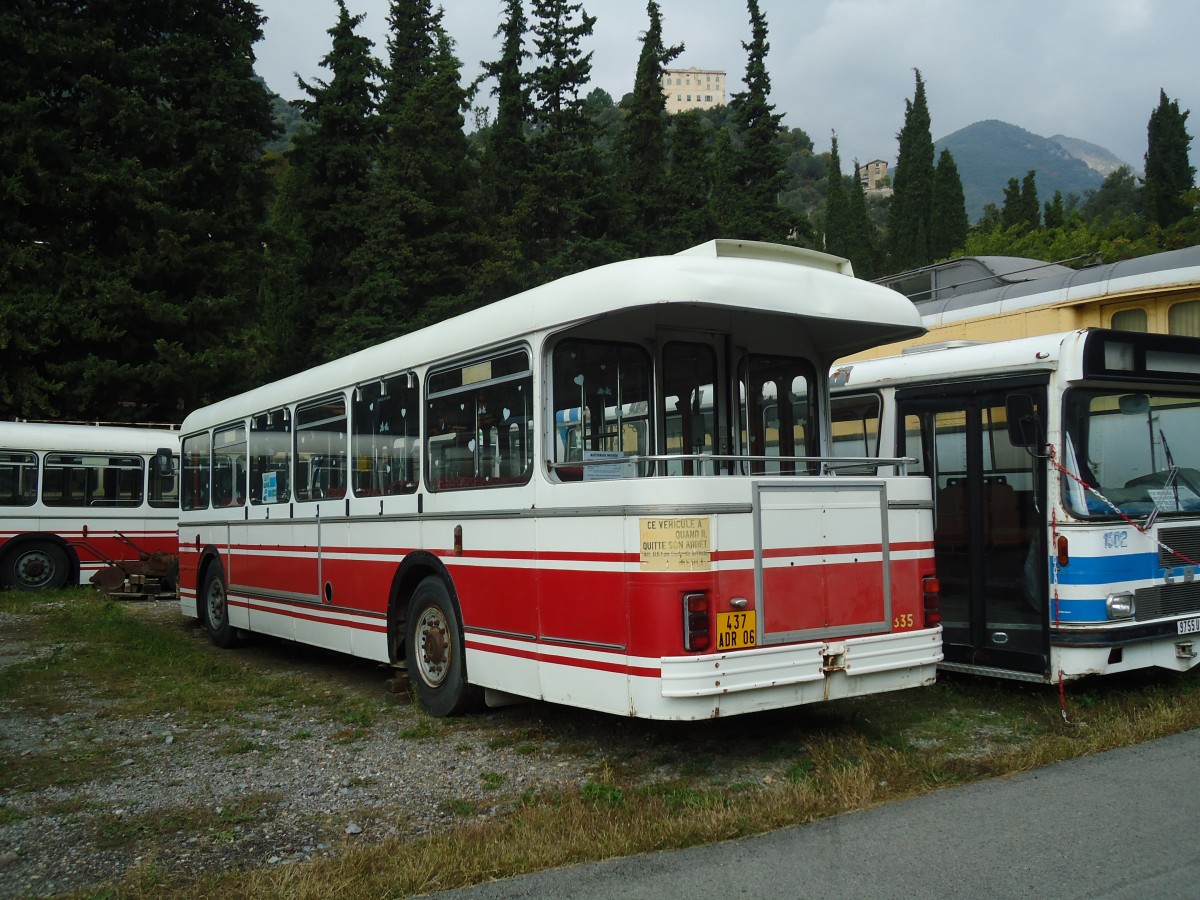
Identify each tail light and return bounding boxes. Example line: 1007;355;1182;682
922;575;941;628
682;591;710;652
1056;534;1069;567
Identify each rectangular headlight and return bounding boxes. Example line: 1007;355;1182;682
1106;592;1135;619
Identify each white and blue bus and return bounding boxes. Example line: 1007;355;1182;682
831;328;1200;682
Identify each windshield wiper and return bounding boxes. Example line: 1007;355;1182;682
1145;427;1180;530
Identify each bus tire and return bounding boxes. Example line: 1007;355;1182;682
202;563;241;649
1;541;70;591
405;576;480;717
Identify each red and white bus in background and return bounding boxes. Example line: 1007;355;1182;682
177;240;942;720
0;421;179;590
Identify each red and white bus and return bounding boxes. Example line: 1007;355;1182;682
0;421;179;590
177;240;942;720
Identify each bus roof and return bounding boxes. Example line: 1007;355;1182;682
183;240;924;432
834;327;1200;391
0;421;180;454
913;245;1200;326
832;329;1087;389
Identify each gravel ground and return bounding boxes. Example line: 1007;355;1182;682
0;601;611;898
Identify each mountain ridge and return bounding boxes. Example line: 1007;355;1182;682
933;119;1131;222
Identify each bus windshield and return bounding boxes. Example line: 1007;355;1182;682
1062;387;1200;517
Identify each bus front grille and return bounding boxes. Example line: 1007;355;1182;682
1135;581;1200;621
1159;525;1200;568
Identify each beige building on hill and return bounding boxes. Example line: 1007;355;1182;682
859;159;889;191
661;67;726;114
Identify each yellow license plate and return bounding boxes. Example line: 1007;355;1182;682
716;610;757;650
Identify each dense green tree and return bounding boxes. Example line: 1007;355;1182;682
1081;165;1143;225
844;159;881;278
822;133;850;256
1044;190;1066;229
1144;89;1195;228
887;69;936;271
266;0;382;377
718;0;790;241
617;0;683;255
665;110;717;249
0;0;277;421
930;148;968;259
1000;171;1040;234
1019;170;1041;231
342;1;480;354
527;0;626;278
479;0;531;227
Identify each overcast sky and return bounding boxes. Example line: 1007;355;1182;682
253;0;1200;176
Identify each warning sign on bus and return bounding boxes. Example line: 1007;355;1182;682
639;516;711;571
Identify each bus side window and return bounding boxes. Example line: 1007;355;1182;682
353;375;419;496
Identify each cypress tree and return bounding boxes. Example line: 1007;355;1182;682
618;0;683;255
845;158;881;279
930;148;968;259
1019;169;1041;231
1144;89;1195;228
1044;189;1066;229
1000;177;1023;232
267;0;381;377
887;69;935;272
720;0;790;241
823;133;850;257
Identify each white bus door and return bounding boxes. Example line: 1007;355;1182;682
898;381;1049;674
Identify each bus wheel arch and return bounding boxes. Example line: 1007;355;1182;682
0;536;75;591
198;550;241;649
399;561;482;716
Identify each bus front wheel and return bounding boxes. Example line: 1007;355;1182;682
202;564;241;649
1;541;70;591
405;577;480;717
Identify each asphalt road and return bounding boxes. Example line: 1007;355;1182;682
423;728;1200;900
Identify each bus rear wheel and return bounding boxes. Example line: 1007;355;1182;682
2;541;70;591
202;563;241;649
405;577;481;717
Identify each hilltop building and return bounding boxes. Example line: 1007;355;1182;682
859;159;889;191
661;67;726;114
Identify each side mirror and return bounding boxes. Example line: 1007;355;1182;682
154;448;176;476
1006;394;1042;449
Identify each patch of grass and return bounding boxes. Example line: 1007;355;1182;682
93;792;281;850
440;798;475;816
399;718;439;740
479;771;508;791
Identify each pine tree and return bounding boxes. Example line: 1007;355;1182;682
266;0;381;378
930;148;968;259
479;0;531;227
618;0;683;255
527;0;625;279
1144;89;1195;228
822;133;850;257
1;0;277;421
887;69;935;272
719;0;790;241
343;1;480;354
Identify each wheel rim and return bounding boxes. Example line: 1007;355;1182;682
414;605;451;688
16;549;56;589
206;578;227;629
